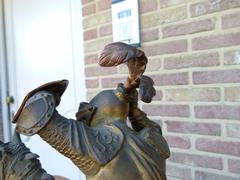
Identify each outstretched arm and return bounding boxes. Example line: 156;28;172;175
37;109;100;176
127;89;170;160
13;90;123;176
14;90;100;175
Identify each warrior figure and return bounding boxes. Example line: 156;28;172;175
11;42;170;180
0;131;54;180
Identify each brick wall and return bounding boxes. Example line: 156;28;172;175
82;0;240;179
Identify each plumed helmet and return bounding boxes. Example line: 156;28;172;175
75;42;156;126
75;77;155;127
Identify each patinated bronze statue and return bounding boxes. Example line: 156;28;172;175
1;42;170;179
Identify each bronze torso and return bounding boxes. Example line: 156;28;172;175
90;120;169;180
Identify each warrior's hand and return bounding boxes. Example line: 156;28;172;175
13;91;56;136
127;85;156;132
128;89;139;114
12;80;68;136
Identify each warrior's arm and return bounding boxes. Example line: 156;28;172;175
127;90;162;133
38;111;100;175
14;91;122;176
115;82;161;133
14;91;99;175
129;106;162;133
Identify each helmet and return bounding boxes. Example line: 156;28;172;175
89;88;129;126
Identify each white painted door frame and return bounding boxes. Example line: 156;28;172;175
1;0;86;179
0;0;12;142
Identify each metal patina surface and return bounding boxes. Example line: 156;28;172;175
2;42;170;179
0;131;54;180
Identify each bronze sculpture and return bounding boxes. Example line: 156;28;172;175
1;42;170;179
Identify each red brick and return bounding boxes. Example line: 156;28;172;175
195;105;240;120
85;66;117;77
143;105;190;117
140;0;158;13
196;138;240;157
152;72;188;86
83;11;112;29
82;3;96;16
222;12;240;29
82;0;94;5
192;32;240;50
193;69;240;84
169;152;223;170
160;0;193;8
166;121;221;136
195;171;239;180
228;159;240;174
101;77;127;88
97;0;111;11
85;79;99;88
166;164;192;180
84;28;97;41
191;0;240;17
226;123;240;139
141;6;187;28
165;135;191;149
142;40;187;56
162;19;215;38
141;28;159;42
146;57;161;71
164;52;219;70
84;37;112;53
224;49;240;65
85;54;98;65
225;87;240;102
99;24;112;37
165;87;221;102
